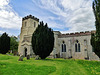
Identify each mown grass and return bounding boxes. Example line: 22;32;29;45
0;54;100;75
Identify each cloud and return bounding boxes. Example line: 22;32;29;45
0;30;5;34
32;0;95;33
0;0;22;30
0;0;95;35
67;7;95;32
0;0;9;7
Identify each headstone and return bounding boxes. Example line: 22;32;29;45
18;55;24;61
35;55;40;60
27;55;30;60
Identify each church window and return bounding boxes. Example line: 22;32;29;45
34;22;36;27
75;44;77;52
62;44;64;52
62;41;66;52
78;43;80;52
75;40;81;52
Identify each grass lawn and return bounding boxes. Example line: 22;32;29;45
0;54;100;75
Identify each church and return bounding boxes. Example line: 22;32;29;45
18;15;99;60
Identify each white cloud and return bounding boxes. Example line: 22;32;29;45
32;0;95;33
67;7;95;32
0;30;5;34
38;16;64;29
0;0;95;35
0;0;9;7
0;0;22;29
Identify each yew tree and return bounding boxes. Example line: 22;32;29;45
0;32;10;54
31;21;54;59
91;0;100;57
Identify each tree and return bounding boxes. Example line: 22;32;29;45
31;21;54;59
91;0;100;57
10;36;18;52
0;32;10;54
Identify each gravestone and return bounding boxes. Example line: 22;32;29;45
27;55;30;60
35;55;40;60
18;55;24;61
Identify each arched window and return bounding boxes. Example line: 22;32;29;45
75;44;77;52
62;41;66;52
78;43;80;52
62;44;64;52
75;40;81;52
64;44;66;52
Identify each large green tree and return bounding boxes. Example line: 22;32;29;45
0;32;10;54
31;21;54;59
10;36;18;52
91;0;100;57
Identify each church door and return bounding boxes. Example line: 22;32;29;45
25;48;27;57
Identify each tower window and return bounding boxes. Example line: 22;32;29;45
25;22;27;27
75;40;81;52
34;22;36;27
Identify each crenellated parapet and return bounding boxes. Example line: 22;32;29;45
22;15;39;22
58;30;96;38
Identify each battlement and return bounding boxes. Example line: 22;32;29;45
22;15;39;22
58;30;96;38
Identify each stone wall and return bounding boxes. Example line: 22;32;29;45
53;31;99;60
18;15;99;61
18;15;39;56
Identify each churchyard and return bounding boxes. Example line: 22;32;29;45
0;54;100;75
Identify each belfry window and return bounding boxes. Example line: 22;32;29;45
25;22;27;27
34;22;36;27
75;40;81;52
62;41;66;52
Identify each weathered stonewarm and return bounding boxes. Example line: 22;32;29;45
18;15;39;57
53;31;99;61
18;15;99;61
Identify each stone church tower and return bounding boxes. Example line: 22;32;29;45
18;15;39;56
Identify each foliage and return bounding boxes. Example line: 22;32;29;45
1;54;100;75
10;36;18;52
31;21;54;59
91;0;100;57
0;33;10;54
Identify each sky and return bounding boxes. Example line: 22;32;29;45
0;0;95;36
